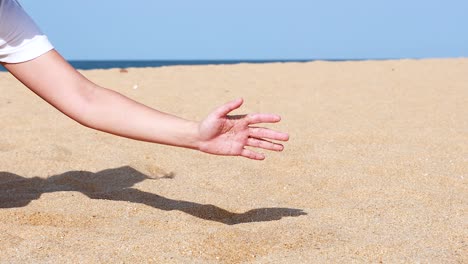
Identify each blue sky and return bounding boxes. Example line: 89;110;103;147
21;0;468;60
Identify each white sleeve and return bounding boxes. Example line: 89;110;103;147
0;0;53;63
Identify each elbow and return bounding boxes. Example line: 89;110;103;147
63;81;100;128
77;81;99;107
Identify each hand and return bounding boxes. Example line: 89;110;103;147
197;98;289;160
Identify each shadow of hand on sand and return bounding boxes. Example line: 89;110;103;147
0;166;306;225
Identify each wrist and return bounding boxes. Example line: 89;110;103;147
184;120;202;151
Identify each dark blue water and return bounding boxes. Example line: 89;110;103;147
69;60;316;70
1;59;321;72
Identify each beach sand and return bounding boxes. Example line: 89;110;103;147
0;59;467;263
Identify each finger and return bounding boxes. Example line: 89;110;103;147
241;148;265;160
213;98;244;117
247;137;284;151
249;127;290;141
247;113;281;124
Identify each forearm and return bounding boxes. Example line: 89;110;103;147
79;85;200;149
3;50;201;150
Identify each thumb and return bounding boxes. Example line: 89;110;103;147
213;98;244;117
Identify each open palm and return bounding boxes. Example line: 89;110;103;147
197;98;289;160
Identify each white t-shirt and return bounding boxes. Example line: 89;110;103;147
0;0;53;63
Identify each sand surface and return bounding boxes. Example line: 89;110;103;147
0;59;467;263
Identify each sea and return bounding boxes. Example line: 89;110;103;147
0;59;321;72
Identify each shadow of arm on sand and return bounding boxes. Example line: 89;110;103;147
0;166;306;225
88;188;306;225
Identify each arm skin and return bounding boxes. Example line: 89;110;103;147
2;50;289;160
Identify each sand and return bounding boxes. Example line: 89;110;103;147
0;59;467;263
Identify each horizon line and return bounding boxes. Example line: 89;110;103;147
64;57;466;62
